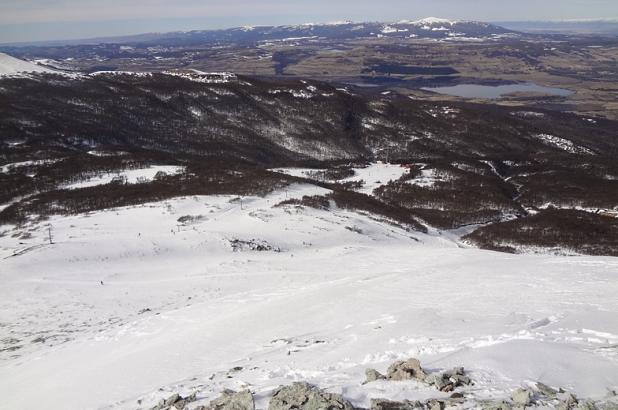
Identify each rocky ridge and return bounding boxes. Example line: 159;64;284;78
147;358;618;410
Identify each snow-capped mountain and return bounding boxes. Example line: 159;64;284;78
397;17;462;27
381;17;511;38
0;18;517;52
212;18;514;42
204;18;512;44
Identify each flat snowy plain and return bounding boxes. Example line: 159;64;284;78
0;174;617;409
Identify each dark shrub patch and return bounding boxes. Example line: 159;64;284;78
464;209;618;256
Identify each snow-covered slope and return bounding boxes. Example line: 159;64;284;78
60;165;185;189
0;182;616;409
0;52;56;76
272;163;409;196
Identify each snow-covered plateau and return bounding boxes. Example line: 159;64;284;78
0;179;617;409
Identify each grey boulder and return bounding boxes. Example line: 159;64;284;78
370;399;424;410
153;392;197;410
480;400;512;410
364;368;387;384
511;388;533;407
424;367;471;392
268;382;353;410
535;382;558;398
387;358;427;381
206;389;255;410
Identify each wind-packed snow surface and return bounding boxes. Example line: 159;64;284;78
0;183;617;409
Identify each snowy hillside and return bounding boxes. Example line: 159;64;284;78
0;52;56;76
0;181;616;409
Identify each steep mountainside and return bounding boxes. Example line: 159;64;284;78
1;72;617;253
1;72;615;164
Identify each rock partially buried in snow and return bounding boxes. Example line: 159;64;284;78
152;392;197;410
480;400;512;410
511;388;533;407
535;382;559;398
426;399;445;410
268;382;354;410
201;389;255;410
381;358;472;392
574;400;601;410
424;366;472;392
387;358;427;381
370;399;424;410
556;392;579;410
371;398;468;410
363;368;386;384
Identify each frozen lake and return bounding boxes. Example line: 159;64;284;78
422;82;573;99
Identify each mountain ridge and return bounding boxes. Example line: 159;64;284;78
0;18;515;48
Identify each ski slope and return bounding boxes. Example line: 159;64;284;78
0;183;617;409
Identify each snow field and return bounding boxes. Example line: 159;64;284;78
60;165;186;189
0;183;616;409
272;163;409;195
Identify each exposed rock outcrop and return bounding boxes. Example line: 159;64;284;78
202;389;255;410
364;368;387;384
479;400;512;410
268;382;354;410
424;367;472;392
370;399;424;410
152;392;197;410
386;358;427;381
512;388;533;407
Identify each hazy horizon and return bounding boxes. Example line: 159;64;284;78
1;0;617;44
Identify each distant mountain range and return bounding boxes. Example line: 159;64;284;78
497;20;618;34
1;18;516;48
4;18;617;49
